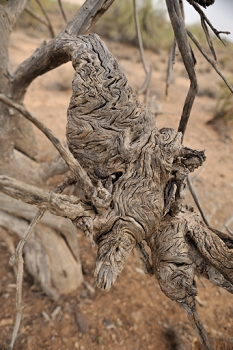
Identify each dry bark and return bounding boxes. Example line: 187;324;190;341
0;1;232;349
0;210;83;298
0;0;116;297
1;25;232;346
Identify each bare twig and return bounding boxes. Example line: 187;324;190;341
166;0;198;141
165;38;177;97
25;7;49;27
8;254;24;350
188;311;213;350
35;0;55;38
9;175;75;266
187;176;209;227
133;0;152;99
187;0;230;45
9;210;44;267
57;0;68;24
7;175;77;348
200;17;217;60
187;30;233;93
0;175;91;219
0;93;111;212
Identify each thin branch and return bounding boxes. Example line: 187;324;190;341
188;311;213;350
166;0;198;141
4;176;77;349
57;0;68;24
0;93;111;211
25;7;50;27
165;38;177;97
9;210;44;267
187;0;230;45
0;175;91;220
187;30;233;93
200;17;217;60
187;176;209;227
133;0;152;98
35;0;55;38
9;175;75;266
8;254;24;350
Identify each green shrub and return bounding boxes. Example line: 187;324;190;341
94;0;173;51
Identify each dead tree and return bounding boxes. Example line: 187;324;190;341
0;0;233;349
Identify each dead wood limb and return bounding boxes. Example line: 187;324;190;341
35;0;55;38
0;193;82;264
152;213;212;350
9;175;75;266
0;175;92;220
200;17;217;61
187;30;233;93
6;0;117;103
57;0;68;24
188;311;213;350
0;93;111;213
166;0;198;141
7;175;77;348
0;193;76;240
9;210;44;267
0;209;82;297
8;254;24;350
